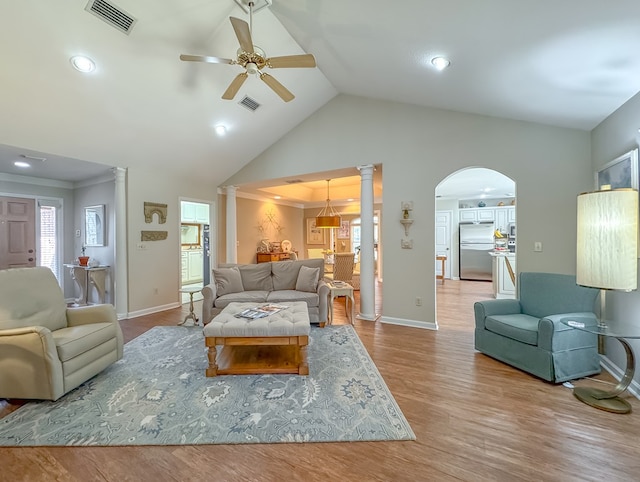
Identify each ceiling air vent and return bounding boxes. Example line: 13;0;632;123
85;0;137;35
238;96;261;112
285;179;304;184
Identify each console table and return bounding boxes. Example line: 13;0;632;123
64;264;109;305
256;252;296;263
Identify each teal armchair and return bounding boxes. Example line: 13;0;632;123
474;272;601;383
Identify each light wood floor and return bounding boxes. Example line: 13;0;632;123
2;281;639;481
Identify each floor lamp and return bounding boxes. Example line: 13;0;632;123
575;188;638;412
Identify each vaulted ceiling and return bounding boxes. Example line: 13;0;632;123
2;0;639;201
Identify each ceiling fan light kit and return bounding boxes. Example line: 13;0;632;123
180;0;316;102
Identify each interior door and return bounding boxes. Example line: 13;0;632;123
0;196;36;269
435;210;452;279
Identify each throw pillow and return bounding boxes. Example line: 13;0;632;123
213;267;244;296
295;265;320;293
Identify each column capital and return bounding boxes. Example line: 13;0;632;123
224;185;238;195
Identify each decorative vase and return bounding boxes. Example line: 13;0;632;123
478;201;486;207
78;256;90;266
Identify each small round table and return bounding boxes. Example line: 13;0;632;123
563;319;639;414
179;287;202;327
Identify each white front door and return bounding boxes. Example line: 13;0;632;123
0;196;36;269
435;210;452;280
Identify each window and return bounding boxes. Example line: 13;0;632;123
38;200;62;283
351;215;379;264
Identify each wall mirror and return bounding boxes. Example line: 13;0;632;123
85;205;105;247
181;223;201;246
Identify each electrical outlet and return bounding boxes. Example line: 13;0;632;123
75;229;81;237
415;297;422;306
136;242;147;250
534;241;543;252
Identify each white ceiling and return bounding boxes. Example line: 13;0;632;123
1;0;640;201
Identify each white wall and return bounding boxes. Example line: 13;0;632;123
74;177;115;302
224;94;593;326
591;90;640;387
126;166;218;315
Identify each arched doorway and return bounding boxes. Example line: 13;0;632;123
435;168;516;322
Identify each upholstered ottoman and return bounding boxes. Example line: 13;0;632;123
203;301;310;377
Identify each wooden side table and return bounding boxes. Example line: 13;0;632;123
179;287;201;326
327;281;355;325
436;255;447;284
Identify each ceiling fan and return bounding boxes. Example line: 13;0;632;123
179;1;316;102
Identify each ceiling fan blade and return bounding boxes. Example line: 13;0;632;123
222;72;248;100
180;54;234;65
260;73;294;102
267;54;317;69
230;17;254;54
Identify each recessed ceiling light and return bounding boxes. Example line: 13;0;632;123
14;161;31;168
214;125;227;136
431;56;450;71
274;196;281;200
347;198;355;202
70;55;96;73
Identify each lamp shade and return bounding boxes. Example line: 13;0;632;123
576;189;638;291
316;179;341;228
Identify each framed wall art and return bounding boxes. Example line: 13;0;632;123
306;218;325;245
337;220;350;239
595;148;639;191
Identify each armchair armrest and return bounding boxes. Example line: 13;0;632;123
538;312;599;351
474;299;522;329
317;279;330;323
66;304;117;326
0;326;63;400
202;283;217;325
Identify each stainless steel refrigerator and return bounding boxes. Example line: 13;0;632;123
459;222;494;281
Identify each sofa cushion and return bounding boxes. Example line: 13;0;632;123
485;313;540;346
213;267;244;296
237;263;274;291
295;265;320;293
267;290;319;307
271;262;300;290
215;291;270;309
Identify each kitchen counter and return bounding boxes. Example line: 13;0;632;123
491;252;516;299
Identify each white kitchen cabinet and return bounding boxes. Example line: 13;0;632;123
508;207;516;223
477;209;495;221
460;210;478;222
195;204;209;224
181;252;189;282
491;253;516;299
188;250;203;283
181;202;196;222
494;207;511;233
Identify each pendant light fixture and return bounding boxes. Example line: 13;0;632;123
316;179;341;228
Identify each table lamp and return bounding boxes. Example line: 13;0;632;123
576;188;638;412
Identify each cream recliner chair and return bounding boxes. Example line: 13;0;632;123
0;267;123;400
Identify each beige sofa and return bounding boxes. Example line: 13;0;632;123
202;258;329;325
0;267;123;401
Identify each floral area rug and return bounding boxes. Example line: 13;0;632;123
0;325;415;446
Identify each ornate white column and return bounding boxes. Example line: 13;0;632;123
357;164;378;321
113;167;128;319
225;185;238;263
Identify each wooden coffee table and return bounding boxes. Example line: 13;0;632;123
203;302;310;377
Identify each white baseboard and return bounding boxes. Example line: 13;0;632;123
600;354;640;400
126;302;181;320
379;316;438;330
